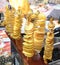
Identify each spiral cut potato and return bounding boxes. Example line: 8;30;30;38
2;6;15;35
11;16;22;39
43;19;55;64
22;11;38;57
34;31;44;53
48;23;55;31
7;8;15;35
43;32;54;64
23;22;34;57
34;12;46;53
11;7;22;39
1;6;9;26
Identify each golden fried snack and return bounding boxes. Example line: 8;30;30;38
48;23;55;30
11;7;22;39
23;36;33;43
43;16;55;64
2;7;15;35
1;6;9;26
34;31;44;52
34;31;45;40
34;12;46;53
43;32;54;64
23;42;33;49
25;22;34;34
2;7;16;36
11;15;22;39
23;47;34;53
23;22;34;57
23;51;34;57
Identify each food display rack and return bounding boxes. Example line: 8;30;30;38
0;26;60;65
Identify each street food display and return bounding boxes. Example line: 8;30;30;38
1;0;59;65
2;6;55;64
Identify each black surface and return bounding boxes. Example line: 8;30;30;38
52;48;60;61
54;27;60;37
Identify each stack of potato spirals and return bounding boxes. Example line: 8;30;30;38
9;8;16;36
43;18;55;64
22;12;37;57
23;22;34;57
2;6;11;33
11;8;22;39
34;12;46;53
2;7;15;35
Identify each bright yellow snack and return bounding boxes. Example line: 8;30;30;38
2;6;15;35
23;51;34;57
23;22;34;57
34;12;46;53
23;12;35;57
25;22;34;34
11;7;22;39
43;18;55;64
23;42;33;49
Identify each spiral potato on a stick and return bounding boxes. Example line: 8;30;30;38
34;12;46;53
43;17;55;64
23;12;36;57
